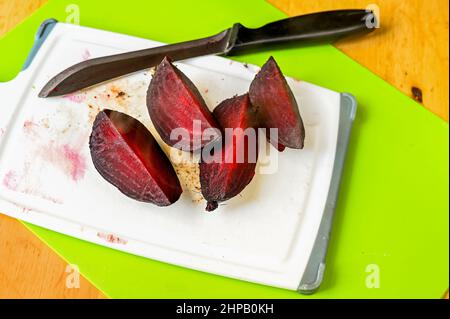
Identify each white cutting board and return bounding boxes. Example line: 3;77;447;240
0;23;342;291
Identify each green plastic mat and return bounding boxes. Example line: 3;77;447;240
0;0;448;298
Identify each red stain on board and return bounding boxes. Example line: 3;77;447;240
22;119;87;182
23;120;38;134
63;92;86;104
35;193;63;204
36;143;87;182
2;170;18;191
82;49;91;61
97;232;128;245
62;144;87;182
2;169;63;204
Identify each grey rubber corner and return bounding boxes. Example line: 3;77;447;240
297;93;357;295
22;18;58;70
298;262;326;295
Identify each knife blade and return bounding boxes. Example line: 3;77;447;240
39;9;376;98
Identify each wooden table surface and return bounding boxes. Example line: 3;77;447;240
0;0;448;299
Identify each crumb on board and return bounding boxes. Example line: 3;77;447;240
117;91;126;98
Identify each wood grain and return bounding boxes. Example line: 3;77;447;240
0;215;105;299
268;0;449;121
0;0;105;299
0;0;48;36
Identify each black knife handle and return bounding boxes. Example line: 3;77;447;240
229;9;376;54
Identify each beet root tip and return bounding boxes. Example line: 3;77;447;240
206;201;219;212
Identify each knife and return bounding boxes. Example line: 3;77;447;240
39;9;376;98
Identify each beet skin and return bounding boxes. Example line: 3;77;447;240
147;57;221;152
89;110;182;206
249;56;305;150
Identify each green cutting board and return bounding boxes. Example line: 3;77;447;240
0;0;448;298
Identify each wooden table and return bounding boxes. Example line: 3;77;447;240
0;0;448;299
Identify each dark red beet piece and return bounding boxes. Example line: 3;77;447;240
249;56;305;150
89;110;182;206
200;94;259;212
147;57;221;152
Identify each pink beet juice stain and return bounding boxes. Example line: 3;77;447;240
2;170;18;191
63;92;86;104
97;232;128;245
62;144;87;182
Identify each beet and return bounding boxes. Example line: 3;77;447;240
89;110;182;206
249;56;305;150
200;94;259;211
147;57;221;152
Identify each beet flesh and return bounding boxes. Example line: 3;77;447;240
89;110;182;206
249;56;305;150
200;94;259;211
147;57;221;152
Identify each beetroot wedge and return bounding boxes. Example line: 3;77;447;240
147;57;220;152
249;56;305;150
89;110;182;206
200;94;259;212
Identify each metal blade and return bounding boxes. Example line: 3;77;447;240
39;29;234;97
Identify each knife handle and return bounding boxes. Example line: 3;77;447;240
229;9;376;54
